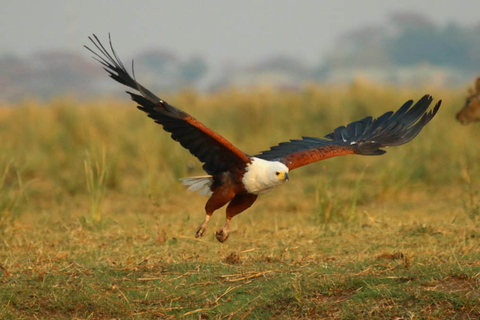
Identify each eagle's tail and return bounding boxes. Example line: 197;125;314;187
179;176;213;196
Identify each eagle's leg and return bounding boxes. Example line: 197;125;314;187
215;219;231;243
196;187;236;239
216;193;258;243
195;214;211;238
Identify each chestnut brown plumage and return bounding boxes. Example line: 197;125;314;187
86;34;441;242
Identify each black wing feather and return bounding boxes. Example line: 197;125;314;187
85;34;250;174
257;95;440;162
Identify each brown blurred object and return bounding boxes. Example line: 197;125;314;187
456;77;480;125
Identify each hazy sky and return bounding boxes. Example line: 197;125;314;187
2;0;480;68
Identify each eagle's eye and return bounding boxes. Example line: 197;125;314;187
275;171;280;176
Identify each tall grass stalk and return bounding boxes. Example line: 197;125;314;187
84;149;108;222
348;167;367;221
0;160;29;229
0;160;15;215
313;180;337;224
461;160;479;220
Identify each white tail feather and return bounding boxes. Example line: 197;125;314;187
179;175;213;196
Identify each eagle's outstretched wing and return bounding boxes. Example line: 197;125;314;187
85;34;250;175
256;95;440;170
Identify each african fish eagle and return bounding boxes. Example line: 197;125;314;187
85;35;441;243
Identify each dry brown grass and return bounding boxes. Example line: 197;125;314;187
1;83;479;319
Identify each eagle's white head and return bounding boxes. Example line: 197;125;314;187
242;157;289;195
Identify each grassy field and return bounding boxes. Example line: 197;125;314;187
0;83;479;319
